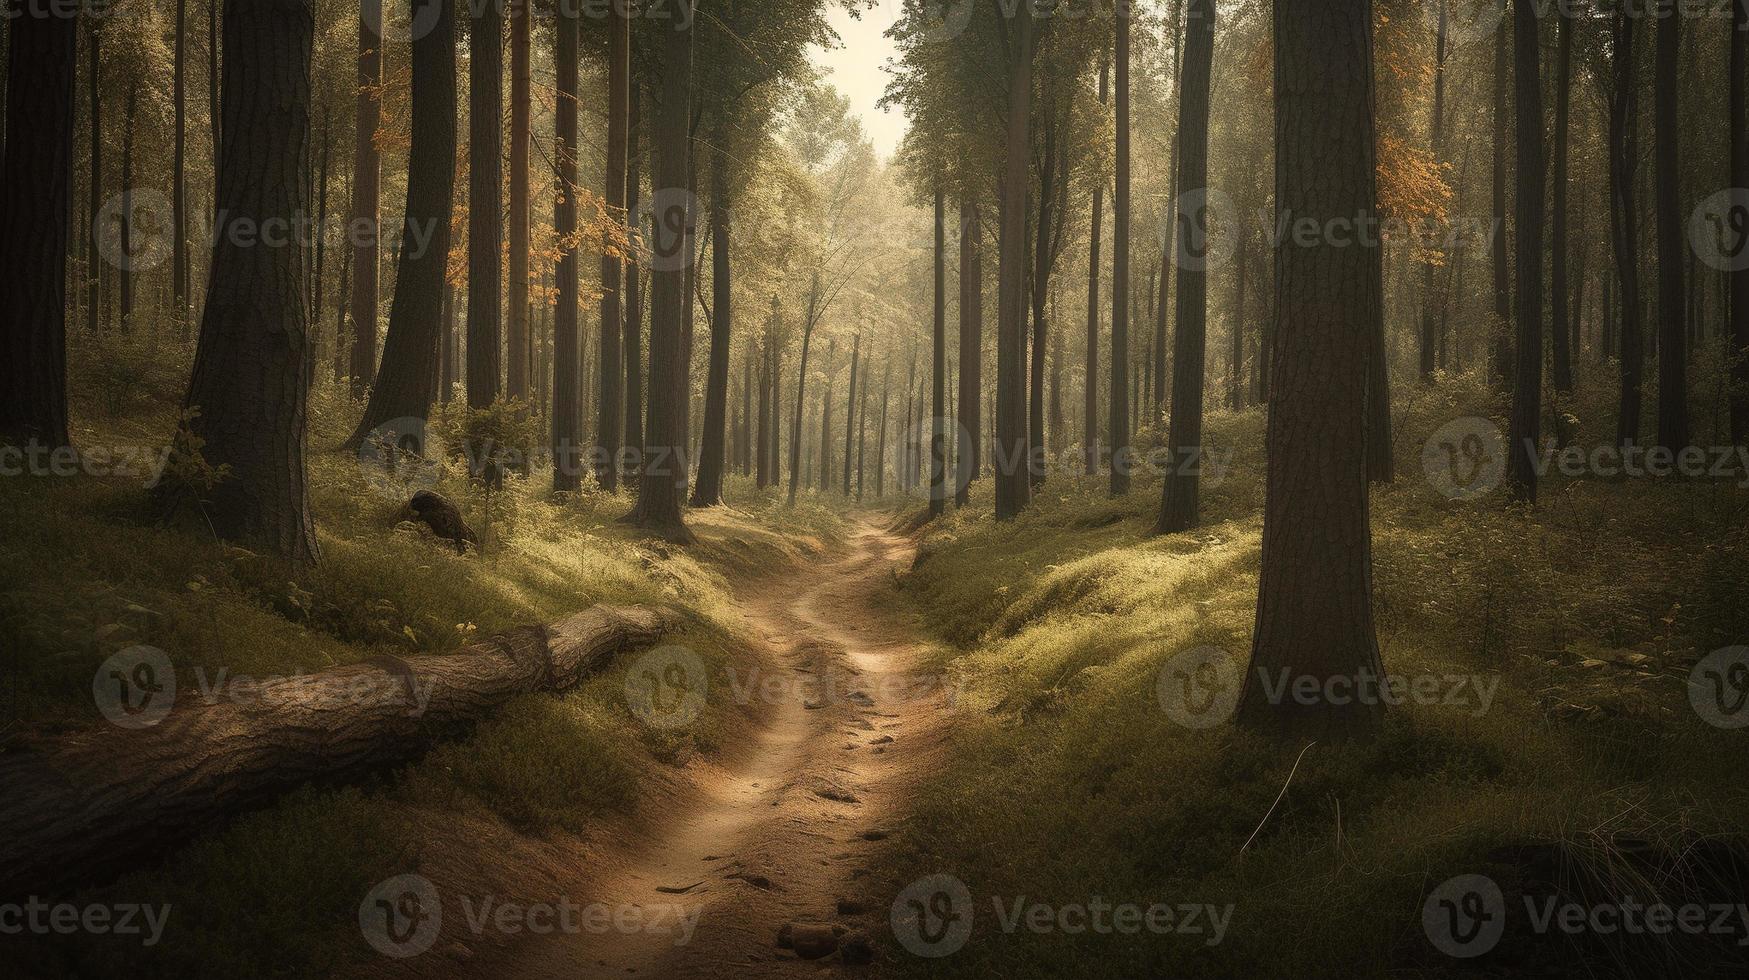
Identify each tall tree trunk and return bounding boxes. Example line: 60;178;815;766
1549;5;1573;395
348;0;382;398
1156;0;1184;412
820;371;834;492
932;186;948;515
332;173;352;381
1610;11;1642;448
1505;0;1545;501
786;302;815;506
596;3;628;491
170;0;320;566
627;18;692;540
957;195;982;504
552;0;582;492
1653;0;1689;453
118;82;137;334
1237;0;1384;742
207;0;218;168
857;343;870;500
467;0;503;410
1108;0;1131;499
1418;0;1447;382
507;0;531;401
1490;0;1510;389
312;109;331;356
0;2;76;448
440;283;454;400
1230;239;1245;410
1734;0;1749;443
741;339;753;475
1157;0;1214;533
994;4;1034;519
690;127;733;507
1028;97;1057;489
86;17;100;337
624;83;645;469
1083;61;1107;477
345;0;457;453
843;331;860;497
173;0;188;333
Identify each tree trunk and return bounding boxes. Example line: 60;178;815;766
467;0;503;410
0;3;76;449
857;343;870;500
1734;0;1749;443
626;18;692;541
345;0;457;451
507;0;531;401
1610;11;1643;448
596;4;628;491
86;17;100;338
0;605;671;901
312;111;331;359
624;83;645;470
1505;0;1545;502
1653;0;1689;453
173;0;189;332
348;0;383;398
1158;0;1214;533
1029;98;1057;490
552;0;583;492
1549;6;1573;395
958;195;982;504
1490;0;1511;389
1108;0;1132;499
1230;239;1245;411
690;128;733;507
995;5;1034;519
876;356;891;498
786;285;817;506
843;331;860;497
1418;0;1446;383
1237;0;1385;742
118;81;137;334
932;186;948;516
171;0;320;566
207;0;218;169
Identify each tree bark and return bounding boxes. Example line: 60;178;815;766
173;0;189;332
1490;0;1510;389
86;16;100;338
1734;0;1749;443
348;0;383;399
552;0;582;492
995;4;1034;519
0;605;672;902
1653;0;1689;453
0;2;76;449
1157;0;1214;532
958;195;982;504
467;0;503;410
172;0;320;566
1549;5;1573;395
1610;10;1643;449
932;186;948;516
1108;0;1131;499
507;0;531;401
596;4;628;491
691;128;733;507
624;83;646;470
1238;0;1385;742
843;331;860;497
1418;0;1447;383
1505;0;1545;502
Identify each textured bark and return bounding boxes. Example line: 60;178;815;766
118;82;137;333
467;0;503;409
0;3;76;449
786;282;818;506
552;0;582;491
1653;0;1688;453
596;5;628;490
1109;1;1133;498
1490;0;1510;389
345;0;456;453
1158;0;1214;532
507;0;531;400
0;605;673;901
994;5;1033;519
173;0;189;330
1549;6;1573;395
86;18;100;337
1082;65;1107;477
173;0;319;566
624;84;645;468
1237;0;1385;741
931;187;947;517
842;332;860;497
348;0;383;398
1735;0;1749;443
626;17;692;541
1230;240;1246;410
1029;99;1057;489
857;342;870;499
690;130;733;507
1609;11;1643;448
1505;0;1545;502
1418;0;1447;382
958;196;983;504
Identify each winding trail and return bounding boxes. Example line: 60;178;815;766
460;517;951;977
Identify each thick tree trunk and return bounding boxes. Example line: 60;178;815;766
86;18;100;338
348;0;383;398
958;195;982;504
507;0;531;401
1238;0;1385;742
994;5;1034;519
171;0;320;566
1734;0;1749;443
1549;6;1573;395
552;0;582;492
1490;0;1510;389
1029;100;1057;489
596;5;628;491
1108;0;1131;499
626;18;693;541
1158;0;1214;533
1506;0;1545;502
345;0;456;454
1610;11;1643;448
691;130;733;507
0;3;76;449
467;0;503;409
0;605;672;901
173;0;188;332
1653;0;1688;453
1083;64;1106;478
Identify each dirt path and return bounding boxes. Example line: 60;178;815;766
456;517;950;978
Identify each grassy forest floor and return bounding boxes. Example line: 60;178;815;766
6;335;1749;977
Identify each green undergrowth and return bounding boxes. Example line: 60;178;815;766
4;348;852;977
884;368;1749;978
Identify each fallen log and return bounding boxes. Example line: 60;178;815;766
0;604;675;900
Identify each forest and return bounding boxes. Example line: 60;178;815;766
2;0;1748;976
